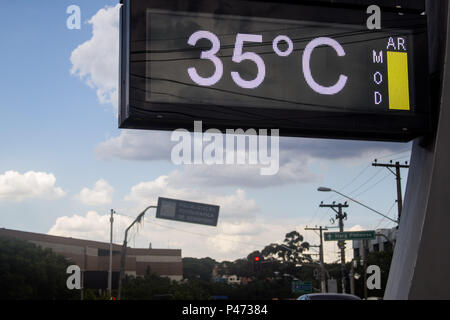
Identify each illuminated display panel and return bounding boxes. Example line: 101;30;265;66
120;0;430;141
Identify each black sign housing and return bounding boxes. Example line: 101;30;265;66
119;0;430;141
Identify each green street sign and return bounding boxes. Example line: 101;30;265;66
324;231;376;241
292;281;313;294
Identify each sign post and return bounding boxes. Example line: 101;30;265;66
118;198;220;299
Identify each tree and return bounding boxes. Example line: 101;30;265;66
261;231;311;265
182;257;217;282
0;236;79;300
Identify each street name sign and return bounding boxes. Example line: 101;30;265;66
156;197;220;226
324;230;376;241
119;0;430;141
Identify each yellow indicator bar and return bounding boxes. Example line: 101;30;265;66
387;51;410;110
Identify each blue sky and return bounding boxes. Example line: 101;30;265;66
0;0;410;262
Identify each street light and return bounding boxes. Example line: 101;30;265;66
117;205;157;300
317;187;398;224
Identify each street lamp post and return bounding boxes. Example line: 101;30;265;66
117;205;156;300
317;187;398;224
318;187;397;296
108;209;116;299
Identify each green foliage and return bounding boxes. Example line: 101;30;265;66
183;257;217;282
0;236;79;300
121;273;171;300
121;274;297;300
260;231;311;265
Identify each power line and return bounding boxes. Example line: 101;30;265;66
134;73;406;114
329;168;385;204
319;202;349;293
317;207;334;226
353;171;392;198
372;160;410;222
305;206;322;226
141;28;424;58
304;225;328;293
318;148;411;206
318;163;375;205
114;212;268;249
338;164;371;192
374;201;397;230
347;169;384;196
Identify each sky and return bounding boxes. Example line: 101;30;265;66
0;0;411;263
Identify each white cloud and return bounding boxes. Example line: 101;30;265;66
97;130;407;163
118;174;358;261
48;211;132;243
96;130;319;188
76;179;114;206
177;159;316;188
70;4;121;111
48;208;356;262
0;171;65;202
95;129;409;188
125;175;259;220
348;225;365;232
95;130;173;161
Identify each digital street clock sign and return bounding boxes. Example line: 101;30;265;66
119;0;430;141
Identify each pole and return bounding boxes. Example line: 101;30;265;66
362;240;368;300
81;245;86;300
338;207;346;294
319;202;348;293
118;206;156;300
350;260;355;295
305;226;328;293
331;189;398;224
395;162;403;221
319;227;326;293
117;228;129;300
372;160;409;222
108;209;114;298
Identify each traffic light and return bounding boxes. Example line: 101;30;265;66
252;256;262;273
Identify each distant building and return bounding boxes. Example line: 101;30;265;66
226;275;241;285
352;228;397;258
0;228;183;288
213;275;242;285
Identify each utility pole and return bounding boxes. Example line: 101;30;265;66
108;209;115;298
372;160;409;222
118;206;156;300
305;226;328;293
320;201;349;293
81;245;87;300
349;260;356;295
362;240;368;300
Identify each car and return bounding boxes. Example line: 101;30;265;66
297;293;361;300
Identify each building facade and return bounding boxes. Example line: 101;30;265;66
0;228;183;288
352;227;397;258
